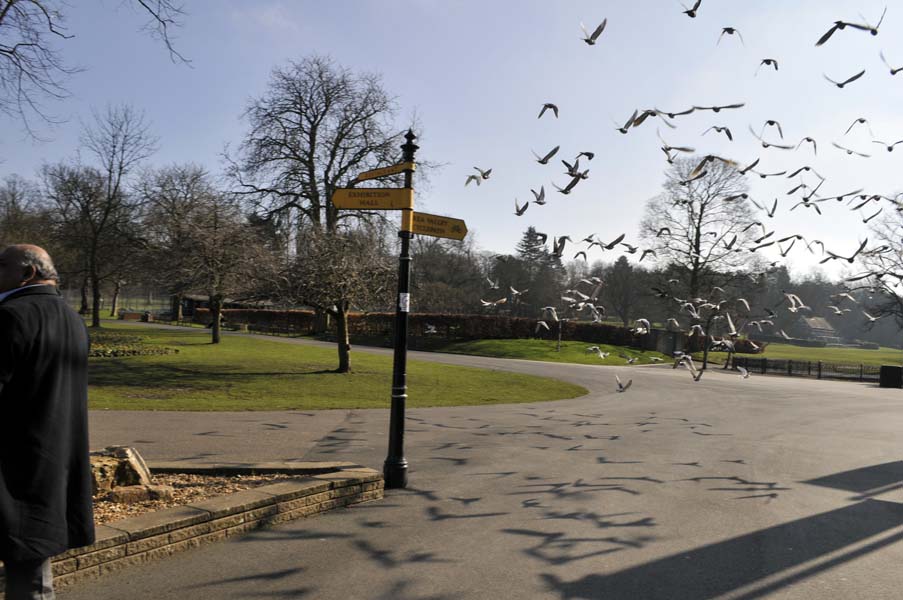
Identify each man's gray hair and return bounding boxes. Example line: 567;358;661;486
18;247;59;283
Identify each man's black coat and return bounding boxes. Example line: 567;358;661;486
0;285;94;561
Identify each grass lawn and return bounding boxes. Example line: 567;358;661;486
699;343;903;367
430;338;670;366
87;325;587;410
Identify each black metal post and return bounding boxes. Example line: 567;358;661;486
384;130;418;489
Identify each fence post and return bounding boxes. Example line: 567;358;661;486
817;361;822;379
860;364;864;382
787;360;792;377
762;358;767;375
807;361;811;376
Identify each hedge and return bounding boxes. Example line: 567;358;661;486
686;335;766;354
192;308;671;350
749;334;828;348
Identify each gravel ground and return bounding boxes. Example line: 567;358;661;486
93;473;304;526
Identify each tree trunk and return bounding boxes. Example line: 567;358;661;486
314;309;330;335
335;300;351;373
91;273;102;328
690;203;705;300
109;280;123;317
171;293;183;321
79;276;90;315
210;297;223;344
722;350;733;369
700;314;716;369
689;267;699;301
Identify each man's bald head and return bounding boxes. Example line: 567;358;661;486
0;244;59;293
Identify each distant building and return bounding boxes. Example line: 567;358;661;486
791;316;842;344
176;293;274;317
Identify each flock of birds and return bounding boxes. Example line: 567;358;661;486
467;2;903;389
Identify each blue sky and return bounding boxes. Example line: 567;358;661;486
2;0;902;279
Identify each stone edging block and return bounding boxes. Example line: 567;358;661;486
0;463;383;597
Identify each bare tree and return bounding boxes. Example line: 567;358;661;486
40;106;153;326
67;104;155;325
411;235;484;313
228;54;416;370
640;157;755;300
228;54;404;236
82;104;158;201
138;165;272;343
42;162;141;325
0;0;187;134
138;163;213;319
0;173;51;245
180;194;263;344
259;225;395;372
855;207;903;333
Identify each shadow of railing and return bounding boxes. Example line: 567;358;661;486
803;460;903;500
540;499;903;599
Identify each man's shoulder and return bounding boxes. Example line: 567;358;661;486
0;290;86;336
0;287;73;320
0;285;61;305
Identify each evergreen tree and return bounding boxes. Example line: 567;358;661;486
516;226;549;268
604;256;640;327
509;227;566;316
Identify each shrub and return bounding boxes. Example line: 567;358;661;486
88;331;179;358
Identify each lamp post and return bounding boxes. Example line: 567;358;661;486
383;130;418;489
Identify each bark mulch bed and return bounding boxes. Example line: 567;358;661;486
93;472;304;526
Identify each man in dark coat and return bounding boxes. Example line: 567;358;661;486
0;244;94;599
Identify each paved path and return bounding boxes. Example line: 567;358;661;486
67;331;903;599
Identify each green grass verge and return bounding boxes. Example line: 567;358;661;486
87;325;587;410
430;338;670;366
756;343;902;366
699;343;903;367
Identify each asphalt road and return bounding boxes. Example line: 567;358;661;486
66;334;903;599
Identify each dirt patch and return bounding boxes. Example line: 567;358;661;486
93;472;303;526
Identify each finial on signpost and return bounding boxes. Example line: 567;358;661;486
402;129;419;160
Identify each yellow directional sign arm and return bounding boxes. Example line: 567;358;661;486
401;208;413;233
332;188;413;210
352;162;416;184
400;161;416;233
411;212;468;240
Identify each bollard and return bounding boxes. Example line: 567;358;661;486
879;365;903;388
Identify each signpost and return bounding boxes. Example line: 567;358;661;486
382;131;418;490
331;131;467;490
412;212;468;241
332;188;414;210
